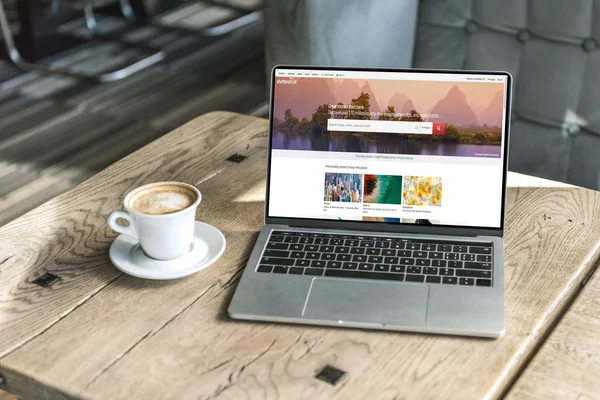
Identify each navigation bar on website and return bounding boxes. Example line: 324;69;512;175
274;69;506;83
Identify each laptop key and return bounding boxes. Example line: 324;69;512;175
284;236;299;243
448;261;463;268
324;269;404;281
273;266;288;274
445;253;459;260
350;247;365;254
384;256;399;264
261;257;294;266
426;275;441;284
352;255;367;262
442;277;458;284
257;265;273;273
266;243;288;250
423;267;438;275
305;244;319;252
400;258;415;265
374;264;389;272
460;254;475;261
423;244;436;251
414;251;427;258
320;246;334;252
470;246;492;254
390;265;405;273
366;248;381;255
305;268;324;276
407;243;421;250
361;241;375;248
306;252;320;260
432;260;447;267
477;255;492;262
336;254;352;261
342;262;358;270
327;261;342;269
476;279;492;287
382;249;396;256
459;277;475;286
335;246;350;253
315;238;329;245
375;241;390;249
453;245;468;253
321;253;335;260
391;242;405;249
407;266;422;274
311;260;326;268
345;239;359;246
290;244;304;251
358;263;374;271
299;237;314;244
416;259;431;266
437;244;452;252
368;256;383;263
439;268;454;276
456;269;491;278
295;259;310;267
291;251;306;258
398;250;412;257
429;252;443;259
465;262;491;270
289;267;304;275
331;239;344;246
406;274;425;282
263;250;290;258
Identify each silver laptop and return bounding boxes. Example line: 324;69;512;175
228;66;511;338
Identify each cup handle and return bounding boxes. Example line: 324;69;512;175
108;210;138;239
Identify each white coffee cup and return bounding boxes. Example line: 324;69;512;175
108;182;201;260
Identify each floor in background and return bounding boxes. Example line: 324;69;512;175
0;4;268;227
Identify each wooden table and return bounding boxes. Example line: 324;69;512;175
1;111;600;400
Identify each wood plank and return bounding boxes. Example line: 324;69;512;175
0;390;18;400
0;112;268;360
1;112;600;399
507;264;600;400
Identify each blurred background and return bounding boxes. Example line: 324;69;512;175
1;0;599;230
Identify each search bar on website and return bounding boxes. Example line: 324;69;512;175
327;119;445;135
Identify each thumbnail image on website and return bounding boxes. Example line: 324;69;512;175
268;69;508;228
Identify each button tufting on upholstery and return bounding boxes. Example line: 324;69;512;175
582;38;596;52
464;20;477;34
517;30;531;42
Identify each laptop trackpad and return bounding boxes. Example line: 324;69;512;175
303;278;428;325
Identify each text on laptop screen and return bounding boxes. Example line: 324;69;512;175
268;68;509;229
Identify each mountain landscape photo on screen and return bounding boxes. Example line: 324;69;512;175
272;76;505;158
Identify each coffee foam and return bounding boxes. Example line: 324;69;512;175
129;183;197;215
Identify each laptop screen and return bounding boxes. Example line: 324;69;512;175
267;67;510;229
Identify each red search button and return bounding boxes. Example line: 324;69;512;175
432;122;445;135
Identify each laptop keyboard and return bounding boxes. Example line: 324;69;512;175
256;231;493;287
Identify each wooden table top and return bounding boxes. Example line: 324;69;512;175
507;261;600;400
1;111;600;400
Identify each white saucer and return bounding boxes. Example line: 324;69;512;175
109;221;226;280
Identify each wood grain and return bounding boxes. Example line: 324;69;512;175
0;390;17;400
507;264;600;400
1;112;600;400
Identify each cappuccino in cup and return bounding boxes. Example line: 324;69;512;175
108;182;201;260
129;183;197;215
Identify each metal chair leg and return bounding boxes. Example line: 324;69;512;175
0;0;165;82
202;9;262;36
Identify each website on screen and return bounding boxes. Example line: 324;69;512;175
268;68;508;228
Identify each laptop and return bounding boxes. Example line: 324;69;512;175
228;66;512;338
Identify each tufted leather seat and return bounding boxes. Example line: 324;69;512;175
414;0;600;189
